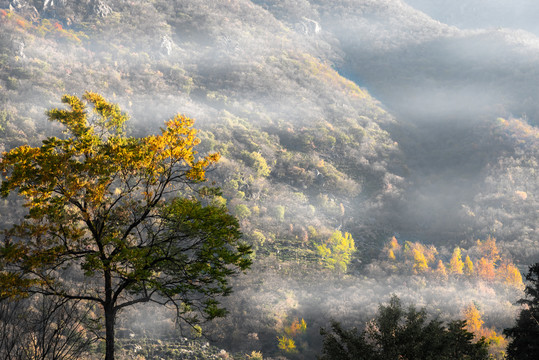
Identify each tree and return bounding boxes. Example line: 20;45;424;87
0;93;252;360
497;261;523;288
463;302;484;335
319;295;490;360
319;321;373;360
239;150;271;177
477;236;500;264
385;236;400;261
464;255;474;277
412;248;428;274
435;259;448;281
445;320;490;360
504;263;539;359
0;295;96;360
278;317;307;354
463;302;507;358
316;230;355;273
476;257;496;281
449;247;464;275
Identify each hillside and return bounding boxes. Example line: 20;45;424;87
0;1;538;359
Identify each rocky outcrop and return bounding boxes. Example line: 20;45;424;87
296;17;321;36
3;0;39;20
13;39;25;58
160;35;173;56
90;0;111;18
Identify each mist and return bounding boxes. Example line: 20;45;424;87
1;0;538;359
116;261;522;357
406;0;539;36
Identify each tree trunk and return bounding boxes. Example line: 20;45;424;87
104;266;115;360
104;303;115;360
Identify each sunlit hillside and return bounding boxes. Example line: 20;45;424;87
1;1;538;359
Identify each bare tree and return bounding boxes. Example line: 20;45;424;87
0;295;97;360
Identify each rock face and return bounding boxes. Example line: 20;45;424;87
43;0;67;10
1;0;112;33
3;0;39;20
4;0;68;12
91;0;111;18
42;0;68;17
7;0;23;9
13;39;25;58
160;35;173;56
296;17;321;36
43;0;54;10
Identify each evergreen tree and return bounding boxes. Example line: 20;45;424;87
319;321;373;360
319;295;489;360
504;263;539;360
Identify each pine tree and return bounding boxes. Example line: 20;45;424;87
319;295;489;360
504;263;539;359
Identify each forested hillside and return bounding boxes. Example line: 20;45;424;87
1;1;538;359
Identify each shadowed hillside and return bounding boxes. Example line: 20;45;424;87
0;1;538;359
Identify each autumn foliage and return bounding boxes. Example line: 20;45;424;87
0;92;251;360
277;318;307;353
383;236;523;288
0;9;84;42
463;302;508;358
449;247;464;275
316;230;356;273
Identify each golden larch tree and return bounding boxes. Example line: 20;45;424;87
435;259;448;281
463;302;484;336
477;236;500;264
464;255;474;277
476;257;496;281
449;247;464;275
497;261;524;288
412;248;429;273
385;236;400;261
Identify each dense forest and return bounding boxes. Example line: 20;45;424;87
1;1;538;359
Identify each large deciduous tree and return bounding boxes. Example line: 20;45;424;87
0;92;251;360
